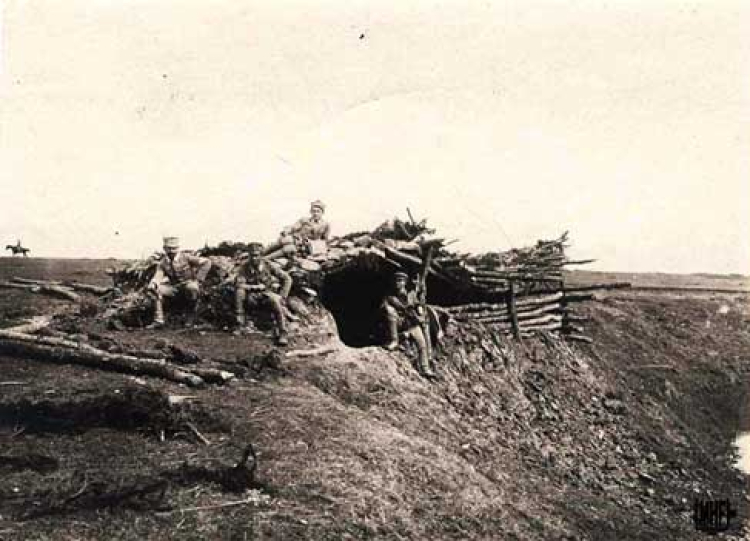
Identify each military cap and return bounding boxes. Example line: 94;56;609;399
247;242;264;255
163;236;180;249
394;271;409;281
310;200;326;212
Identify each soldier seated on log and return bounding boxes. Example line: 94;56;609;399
381;271;436;379
265;200;331;260
234;242;293;346
146;236;212;329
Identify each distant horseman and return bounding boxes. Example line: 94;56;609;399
5;240;30;257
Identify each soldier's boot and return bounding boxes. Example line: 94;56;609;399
147;297;166;329
384;311;399;350
270;296;289;346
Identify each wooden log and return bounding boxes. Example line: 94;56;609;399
186;367;235;384
444;292;564;314
456;301;562;322
563;282;631;292
562;293;597;303
1;315;53;334
561;259;596;266
481;313;563;327
566;334;593;344
0;281;80;302
507;282;520;339
66;282;112;295
0;330;205;387
11;277;63;286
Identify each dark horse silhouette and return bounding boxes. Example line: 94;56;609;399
5;241;30;257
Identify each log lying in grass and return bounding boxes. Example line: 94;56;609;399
65;282;112;295
2;315;53;334
563;282;631;292
11;277;111;296
0;281;80;302
0;329;233;387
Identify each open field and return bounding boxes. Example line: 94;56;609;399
0;258;748;539
567;269;749;292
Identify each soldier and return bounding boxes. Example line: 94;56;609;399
146;237;212;329
265;200;331;260
235;242;293;346
381;271;436;379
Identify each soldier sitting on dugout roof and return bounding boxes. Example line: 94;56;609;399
265;200;331;260
146;236;212;329
234;242;293;346
381;271;436;379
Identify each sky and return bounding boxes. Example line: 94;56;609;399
1;0;748;274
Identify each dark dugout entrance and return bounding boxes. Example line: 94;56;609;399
320;257;500;348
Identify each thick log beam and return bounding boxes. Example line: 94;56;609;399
0;330;216;387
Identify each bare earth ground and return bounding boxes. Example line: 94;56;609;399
0;258;749;540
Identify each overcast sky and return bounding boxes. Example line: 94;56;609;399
1;0;748;274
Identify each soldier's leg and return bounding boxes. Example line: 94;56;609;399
149;284;177;327
234;283;247;326
266;236;298;260
405;326;435;378
382;305;400;349
263;292;288;345
181;281;201;326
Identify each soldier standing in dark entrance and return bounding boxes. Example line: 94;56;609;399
234;242;293;345
147;236;212;329
381;271;436;378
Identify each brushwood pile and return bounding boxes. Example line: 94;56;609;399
105;216;606;342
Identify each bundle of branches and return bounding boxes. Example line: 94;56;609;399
435;232;583;290
197;241;255;258
371;216;435;242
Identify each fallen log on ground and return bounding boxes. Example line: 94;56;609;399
563;282;631;292
0;329;230;387
12;277;112;296
11;277;64;286
0;281;80;302
2;315;53;334
65;282;112;295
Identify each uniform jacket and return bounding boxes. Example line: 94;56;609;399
287;217;331;241
383;289;423;326
152;252;212;285
236;259;293;298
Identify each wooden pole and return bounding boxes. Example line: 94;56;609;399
507;281;520;340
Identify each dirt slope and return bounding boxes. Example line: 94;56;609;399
0;259;748;540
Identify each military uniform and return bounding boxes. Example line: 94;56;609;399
266;200;331;260
234;250;293;343
148;239;212;327
381;272;434;378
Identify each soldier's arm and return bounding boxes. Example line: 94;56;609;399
384;295;407;313
271;264;293;299
321;221;331;241
188;255;212;282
